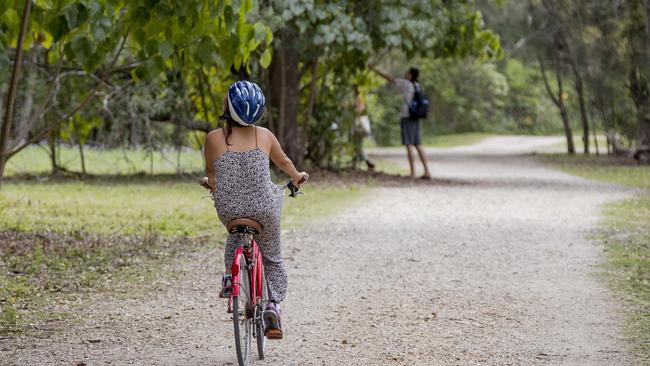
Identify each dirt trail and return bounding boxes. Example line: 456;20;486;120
4;137;633;365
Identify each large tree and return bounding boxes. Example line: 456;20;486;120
0;0;272;185
260;0;501;166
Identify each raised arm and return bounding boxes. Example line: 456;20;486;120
368;64;395;84
203;132;217;190
268;132;309;186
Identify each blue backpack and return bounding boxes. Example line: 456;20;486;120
409;82;430;120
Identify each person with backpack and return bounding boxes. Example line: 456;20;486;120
369;65;432;179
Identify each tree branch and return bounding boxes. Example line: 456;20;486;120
4;31;131;160
537;53;560;107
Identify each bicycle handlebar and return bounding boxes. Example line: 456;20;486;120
286;180;302;198
200;177;304;198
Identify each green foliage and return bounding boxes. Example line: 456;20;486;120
264;0;503;163
369;55;564;143
0;0;273;146
0;0;273;77
2;0;503;169
520;0;650;147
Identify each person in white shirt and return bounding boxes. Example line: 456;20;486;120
369;65;432;179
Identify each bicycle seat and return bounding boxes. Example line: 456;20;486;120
227;218;262;234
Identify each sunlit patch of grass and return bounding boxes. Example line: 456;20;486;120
5;145;205;176
365;132;493;149
0;180;364;237
0;180;223;237
539;154;649;189
0;176;366;335
371;159;408;176
421;132;493;147
551;134;609;153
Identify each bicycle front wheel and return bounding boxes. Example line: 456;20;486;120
232;255;252;366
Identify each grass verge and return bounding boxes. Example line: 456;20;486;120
0;176;364;335
364;132;493;149
421;132;493;147
5;145;205;176
541;154;649;362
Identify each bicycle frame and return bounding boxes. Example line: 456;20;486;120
228;236;265;310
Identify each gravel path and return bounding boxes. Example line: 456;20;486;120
3;138;634;365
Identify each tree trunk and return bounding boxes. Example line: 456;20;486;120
16;50;37;146
196;69;211;125
538;53;575;154
629;66;650;159
73;116;87;175
638;0;650;152
0;0;32;186
570;60;590;154
269;37;302;167
589;102;600;156
48;129;59;174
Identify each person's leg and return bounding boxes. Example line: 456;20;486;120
256;216;286;338
414;144;431;178
255;218;287;303
405;144;416;178
401;118;416;178
223;232;246;272
359;136;375;170
411;119;430;178
221;232;246;297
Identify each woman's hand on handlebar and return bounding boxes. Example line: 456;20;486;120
291;172;309;188
200;177;215;193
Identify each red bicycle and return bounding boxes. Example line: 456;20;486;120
200;178;302;366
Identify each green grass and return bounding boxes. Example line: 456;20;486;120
365;132;493;149
421;132;493;147
0;172;365;334
552;134;610;153
543;155;649;361
5;145;205;176
539;154;650;188
372;159;408;176
0;179;359;237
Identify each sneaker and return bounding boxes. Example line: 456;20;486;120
263;302;283;339
219;274;233;298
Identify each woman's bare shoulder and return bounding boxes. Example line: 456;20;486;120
257;126;277;139
207;127;224;136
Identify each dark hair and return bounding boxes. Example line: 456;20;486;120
409;67;420;82
219;99;242;145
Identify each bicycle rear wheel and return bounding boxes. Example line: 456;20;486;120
255;265;268;359
232;255;252;366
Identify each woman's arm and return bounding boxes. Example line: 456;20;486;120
203;132;217;191
368;64;395;84
268;132;309;186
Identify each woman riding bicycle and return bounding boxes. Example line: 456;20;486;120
202;80;309;339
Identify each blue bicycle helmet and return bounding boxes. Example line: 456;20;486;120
227;80;266;126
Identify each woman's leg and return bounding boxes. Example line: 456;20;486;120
224;232;248;273
255;219;288;303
